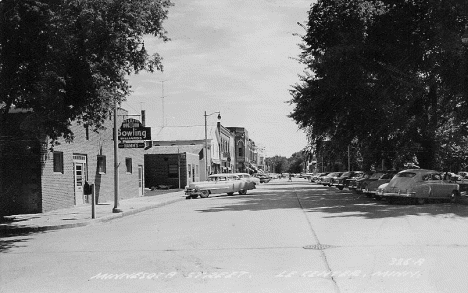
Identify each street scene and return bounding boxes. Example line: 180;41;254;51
2;1;468;293
2;177;468;293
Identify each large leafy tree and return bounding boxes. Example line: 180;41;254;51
290;0;468;170
0;0;172;141
287;151;306;173
265;155;289;174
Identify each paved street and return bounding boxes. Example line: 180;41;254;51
2;178;468;293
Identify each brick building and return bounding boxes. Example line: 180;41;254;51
226;127;255;173
0;108;146;217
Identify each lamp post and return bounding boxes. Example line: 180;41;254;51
204;111;221;178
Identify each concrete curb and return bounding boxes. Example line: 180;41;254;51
0;196;186;236
93;197;186;224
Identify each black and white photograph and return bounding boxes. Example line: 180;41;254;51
2;0;468;292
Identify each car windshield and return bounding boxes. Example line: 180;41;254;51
341;172;351;177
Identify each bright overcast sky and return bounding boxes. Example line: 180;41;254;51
124;0;314;158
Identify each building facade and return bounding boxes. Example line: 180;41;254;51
0;108;146;217
144;145;203;189
218;123;235;173
226;127;254;173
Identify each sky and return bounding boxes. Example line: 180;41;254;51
123;0;314;158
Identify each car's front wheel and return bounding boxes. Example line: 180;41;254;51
239;189;247;195
200;190;209;198
227;192;234;196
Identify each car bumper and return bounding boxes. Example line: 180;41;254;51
380;192;416;198
363;189;376;194
185;189;201;196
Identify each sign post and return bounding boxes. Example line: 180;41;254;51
112;116;152;213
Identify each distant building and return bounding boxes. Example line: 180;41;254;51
218;123;235;173
150;122;235;180
227;127;256;173
144;145;204;189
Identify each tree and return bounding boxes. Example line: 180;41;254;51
290;0;468;170
287;151;306;174
265;155;288;174
0;0;172;142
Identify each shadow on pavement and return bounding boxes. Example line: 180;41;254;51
0;230;50;253
195;180;468;219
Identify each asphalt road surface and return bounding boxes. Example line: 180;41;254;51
2;178;468;293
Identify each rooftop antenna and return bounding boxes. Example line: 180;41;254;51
159;80;168;127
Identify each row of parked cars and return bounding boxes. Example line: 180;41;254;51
309;169;468;204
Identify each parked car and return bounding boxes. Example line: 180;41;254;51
321;172;342;186
376;169;461;204
335;171;363;190
185;174;254;199
351;171;374;192
313;172;329;183
356;171;395;195
234;172;260;186
346;172;366;190
254;173;271;183
329;172;344;187
363;171;398;198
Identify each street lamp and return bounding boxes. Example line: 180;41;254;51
204;111;221;178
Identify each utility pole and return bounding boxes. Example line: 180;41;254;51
112;99;122;213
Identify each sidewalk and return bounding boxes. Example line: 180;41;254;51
0;189;186;236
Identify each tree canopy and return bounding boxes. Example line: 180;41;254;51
0;0;172;141
290;0;468;171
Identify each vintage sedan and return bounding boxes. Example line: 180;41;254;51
322;172;342;187
185;174;254;199
314;172;330;183
327;172;343;186
356;171;394;194
347;172;367;190
376;169;461;204
363;171;398;198
335;171;363;190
